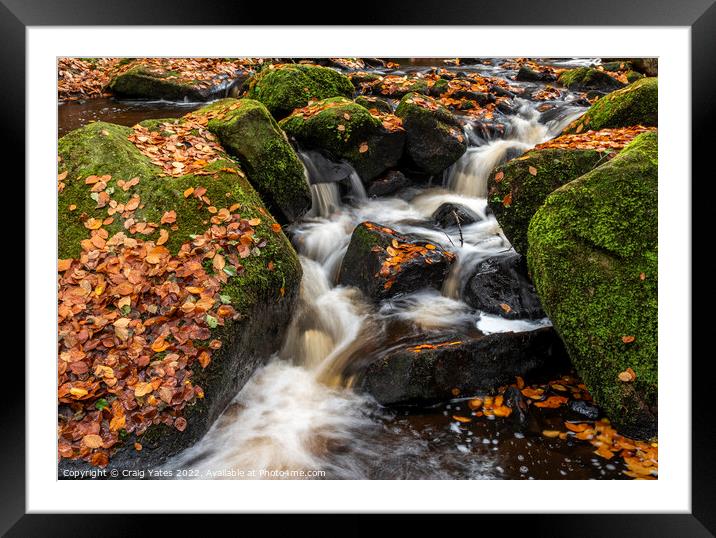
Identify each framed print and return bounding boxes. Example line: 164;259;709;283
5;0;714;534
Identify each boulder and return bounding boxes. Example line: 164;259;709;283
558;67;625;93
395;92;468;175
337;221;455;301
462;252;545;320
245;64;354;120
432;202;481;228
527;132;658;439
355;95;393;114
56;117;302;474
562;77;657;134
367;170;412;198
199;98;311;222
280;97;405;182
487;148;608;255
515;66;556;83
360;328;568;405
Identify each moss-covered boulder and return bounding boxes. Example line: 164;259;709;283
527;132;658;439
558;67;625;92
487;148;609;255
395;92;468;176
337;221;455;301
198;98;311;222
563;77;658;134
245;64;354;120
355;95;392;114
56;118;302;473
280;97;405;182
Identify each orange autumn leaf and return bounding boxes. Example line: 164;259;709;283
521;387;544;400
534;395;568;408
58;259;72;271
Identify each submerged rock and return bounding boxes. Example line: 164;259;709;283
280;97;405;182
432;202;481;229
395;92;468;176
562;77;657;134
360;328;568;405
558;67;625;93
487;148;608;255
527;132;658;439
245;63;355;120
201;98;311;222
367;170;412;198
463;252;545;320
56;117;302;473
337;221;455;301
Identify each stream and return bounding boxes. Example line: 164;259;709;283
59;58;627;480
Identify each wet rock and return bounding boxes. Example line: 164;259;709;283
355;95;393;114
562;77;657;134
630;58;658;77
395;92;468;175
337;221;455;301
487;147;607;256
280;97;405;182
429;78;450;96
451;89;496;106
298;149;355;185
463;252;545;320
515;66;556;83
360;328;568;405
367;170;412;198
528;132;658;439
432;202;481;228
202;99;312;222
245;64;354;120
489;84;517;99
568;399;600;420
558;67;625;92
503;385;530;427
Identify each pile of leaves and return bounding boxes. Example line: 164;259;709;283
534;125;656;151
448;374;658;479
58;58;121;101
366;108;404;132
58;197;269;466
127;119;237;178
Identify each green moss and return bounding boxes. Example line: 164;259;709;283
557;67;625;92
564;77;658;134
430;78;450;96
246;64;354;120
202;98;311;222
279;97;405;182
487;148;608;256
527;132;658;438
626;70;644;83
108;64;202;100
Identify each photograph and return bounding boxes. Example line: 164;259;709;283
56;56;659;481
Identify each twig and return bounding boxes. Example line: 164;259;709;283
452;209;464;247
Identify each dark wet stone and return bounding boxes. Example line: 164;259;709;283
463;252;545;320
568;400;601;420
367;170;412;198
503;385;529;427
515;66;556;83
432;202;481;228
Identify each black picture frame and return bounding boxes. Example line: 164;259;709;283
5;0;712;534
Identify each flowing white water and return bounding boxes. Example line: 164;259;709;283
167;88;583;479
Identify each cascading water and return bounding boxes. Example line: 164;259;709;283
166;63;595;480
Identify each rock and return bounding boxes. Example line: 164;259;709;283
395;92;468;175
490;84;517;99
429;78;450;96
568;400;601;420
463;252;545;319
337;221;455;301
503;385;530;427
558;67;625;92
280;97;405;182
201;99;311;222
359;328;568;405
355;95;393;114
487;148;608;255
108;60;242;101
562;77;657;134
245;64;354;120
600;60;632;72
527;132;658;439
298;149;355;185
630;58;658;77
626;70;644;84
515;66;556;83
367;170;412;197
432;202;481;228
56;119;302;474
450;89;496;106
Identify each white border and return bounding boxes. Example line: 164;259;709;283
27;27;690;513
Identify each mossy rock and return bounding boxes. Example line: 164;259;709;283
558;67;625;92
487;148;609;255
245;64;354;120
601;61;633;72
395;92;467;175
199;98;311;222
57;119;302;472
429;78;450;97
108;63;227;101
280;97;405;182
527;132;658;439
355;95;393;114
626;70;644;84
563;77;658;134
